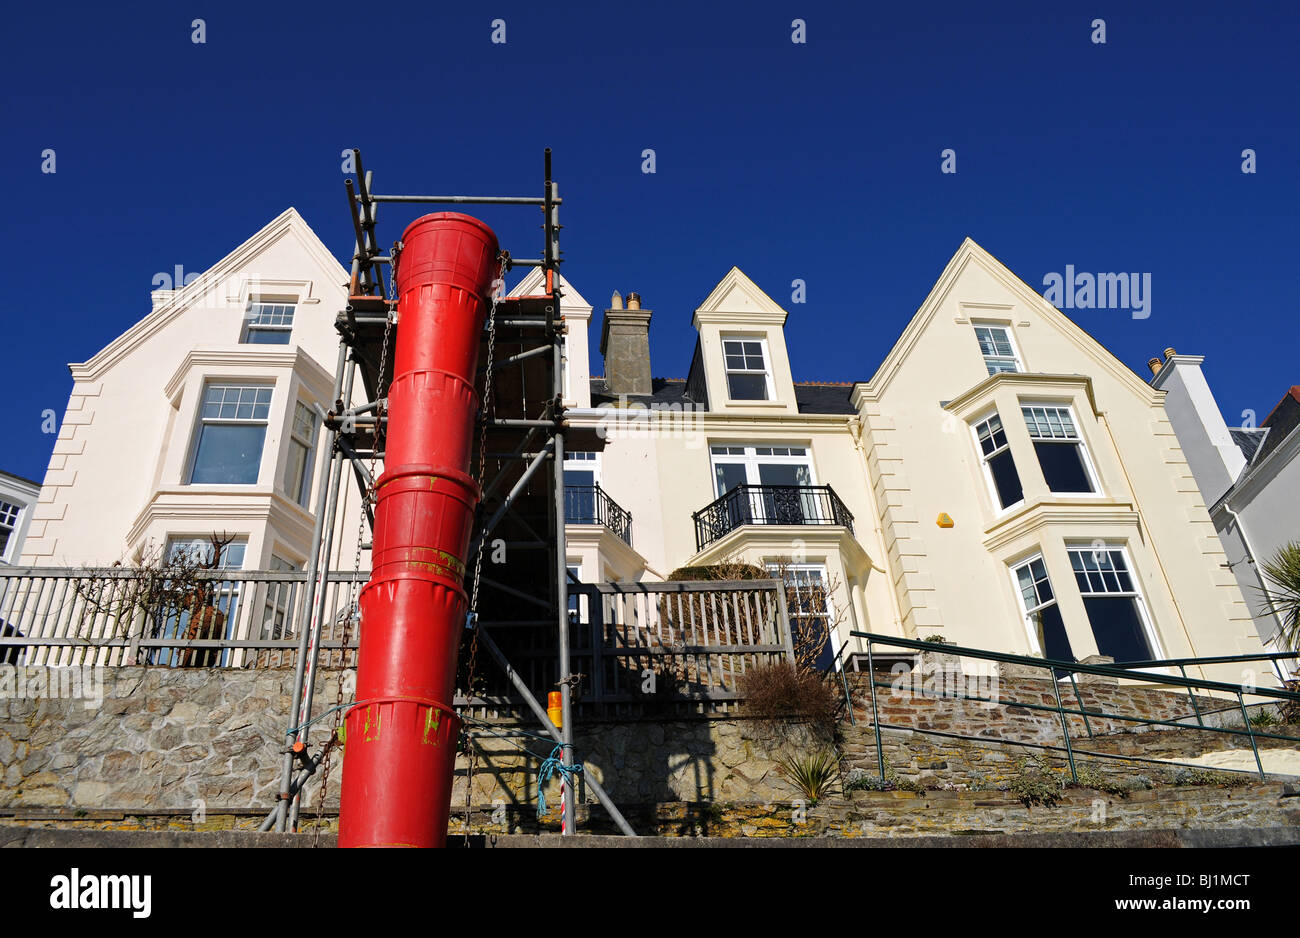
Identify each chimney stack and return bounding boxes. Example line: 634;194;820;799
600;291;653;396
1148;357;1163;376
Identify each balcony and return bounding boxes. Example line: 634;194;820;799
693;484;854;551
564;484;633;546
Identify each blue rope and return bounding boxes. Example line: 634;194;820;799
536;745;583;819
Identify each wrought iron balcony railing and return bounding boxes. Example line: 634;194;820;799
564;484;633;546
693;484;854;551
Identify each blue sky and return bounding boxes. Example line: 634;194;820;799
3;0;1296;482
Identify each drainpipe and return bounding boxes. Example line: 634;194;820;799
1221;503;1288;682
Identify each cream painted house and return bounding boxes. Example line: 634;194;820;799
20;207;1265;680
21;208;365;574
565;240;1265;682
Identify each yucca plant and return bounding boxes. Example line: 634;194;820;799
1258;541;1300;653
778;749;839;802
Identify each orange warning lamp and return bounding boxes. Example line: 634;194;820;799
547;691;564;729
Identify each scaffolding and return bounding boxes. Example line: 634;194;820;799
271;148;633;838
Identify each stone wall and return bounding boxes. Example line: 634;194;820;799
1;663;1293;820
0;667;317;811
842;662;1238;745
6;781;1298;840
0;667;822;812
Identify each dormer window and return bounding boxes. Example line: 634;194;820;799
974;324;1021;375
242;301;296;345
722;338;773;401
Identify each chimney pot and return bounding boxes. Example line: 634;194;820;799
610;291;623;310
1164;347;1177;360
1148;357;1163;376
626;292;641;310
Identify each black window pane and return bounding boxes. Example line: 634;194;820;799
989;449;1023;508
1035;602;1075;664
1034;442;1093;493
727;373;768;400
1083;596;1153;662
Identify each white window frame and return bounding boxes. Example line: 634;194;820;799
767;561;843;670
262;554;300;641
708;443;817;494
186;382;274;485
562;450;600;484
1065;542;1163;665
973;322;1023;375
0;499;23;564
1009;553;1063;656
241;300;297;344
159;536;248;667
721;335;775;402
970;410;1024;513
1021;402;1103;496
282;400;318;508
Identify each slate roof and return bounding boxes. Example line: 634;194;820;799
1229;428;1269;465
588;378;856;415
1255;386;1300;466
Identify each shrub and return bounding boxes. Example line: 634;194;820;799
778;750;839;802
1070;763;1137;797
1248;709;1278;728
738;661;840;733
843;759;923;793
1170;767;1254;788
1007;755;1067;807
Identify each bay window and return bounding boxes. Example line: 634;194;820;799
1067;546;1156;663
973;412;1024;510
188;384;272;485
1022;404;1097;494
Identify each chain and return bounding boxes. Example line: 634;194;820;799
462;254;506;842
313;245;400;846
466;255;505;695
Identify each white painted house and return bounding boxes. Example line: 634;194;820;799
20;210;1269;682
1151;352;1299;657
20;209;364;574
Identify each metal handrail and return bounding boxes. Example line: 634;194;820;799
692;483;855;551
564;483;633;546
847;630;1300;783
